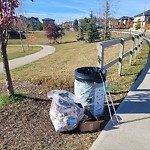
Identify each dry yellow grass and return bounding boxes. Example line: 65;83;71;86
0;31;149;101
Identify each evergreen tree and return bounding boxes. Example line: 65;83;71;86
77;27;84;40
85;12;99;42
29;20;34;31
80;18;89;32
135;19;141;30
43;20;47;31
77;18;88;41
37;20;43;31
73;19;79;31
77;14;100;42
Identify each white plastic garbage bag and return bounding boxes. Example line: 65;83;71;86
47;90;84;132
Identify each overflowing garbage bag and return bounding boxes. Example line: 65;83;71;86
47;90;84;132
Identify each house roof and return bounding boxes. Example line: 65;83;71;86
135;9;150;17
28;17;39;20
42;18;55;21
119;16;134;20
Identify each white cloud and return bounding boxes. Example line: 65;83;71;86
59;4;88;13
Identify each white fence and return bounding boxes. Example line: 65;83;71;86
97;33;144;75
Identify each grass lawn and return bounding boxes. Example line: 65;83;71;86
0;45;42;62
0;31;149;101
8;31;56;45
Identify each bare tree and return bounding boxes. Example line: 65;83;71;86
0;0;20;96
98;0;119;40
16;0;30;51
0;0;33;96
103;0;111;40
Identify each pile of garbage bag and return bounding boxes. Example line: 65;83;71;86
47;90;84;132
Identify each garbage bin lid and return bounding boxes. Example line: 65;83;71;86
75;67;106;83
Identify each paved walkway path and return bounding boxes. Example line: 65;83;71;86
90;38;150;150
0;45;55;73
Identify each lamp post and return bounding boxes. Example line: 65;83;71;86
142;0;146;29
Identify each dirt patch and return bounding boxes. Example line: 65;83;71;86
0;80;120;150
0;80;46;99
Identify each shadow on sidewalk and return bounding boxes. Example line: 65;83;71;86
117;92;150;114
130;53;150;91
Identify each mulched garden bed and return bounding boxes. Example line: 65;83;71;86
0;80;119;150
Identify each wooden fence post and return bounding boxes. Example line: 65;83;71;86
97;43;104;68
137;35;140;51
134;36;138;60
141;34;143;45
118;39;124;75
129;36;135;65
140;34;143;49
139;34;142;50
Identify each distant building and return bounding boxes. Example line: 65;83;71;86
134;9;150;27
19;15;29;25
28;17;41;31
13;15;29;29
42;18;55;30
96;17;119;29
62;21;73;30
96;17;104;28
42;18;55;25
118;16;134;26
109;18;119;29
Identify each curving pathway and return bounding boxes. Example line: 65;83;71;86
0;45;55;73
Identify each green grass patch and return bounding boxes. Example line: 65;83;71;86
8;31;78;45
0;46;42;62
0;91;28;107
107;41;149;93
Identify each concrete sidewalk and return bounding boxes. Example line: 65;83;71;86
0;45;55;73
90;40;150;150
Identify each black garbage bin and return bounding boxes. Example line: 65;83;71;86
74;67;107;117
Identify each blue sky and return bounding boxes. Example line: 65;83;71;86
17;0;150;24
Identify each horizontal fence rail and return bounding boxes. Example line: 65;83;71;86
97;33;144;75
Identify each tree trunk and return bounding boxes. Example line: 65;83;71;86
25;32;30;51
103;0;111;41
19;30;25;52
0;29;14;96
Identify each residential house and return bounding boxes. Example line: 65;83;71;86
96;17;119;29
42;18;55;25
28;17;41;31
12;15;29;30
118;16;134;27
134;9;150;28
96;17;104;29
42;18;55;30
109;18;119;29
62;21;73;30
